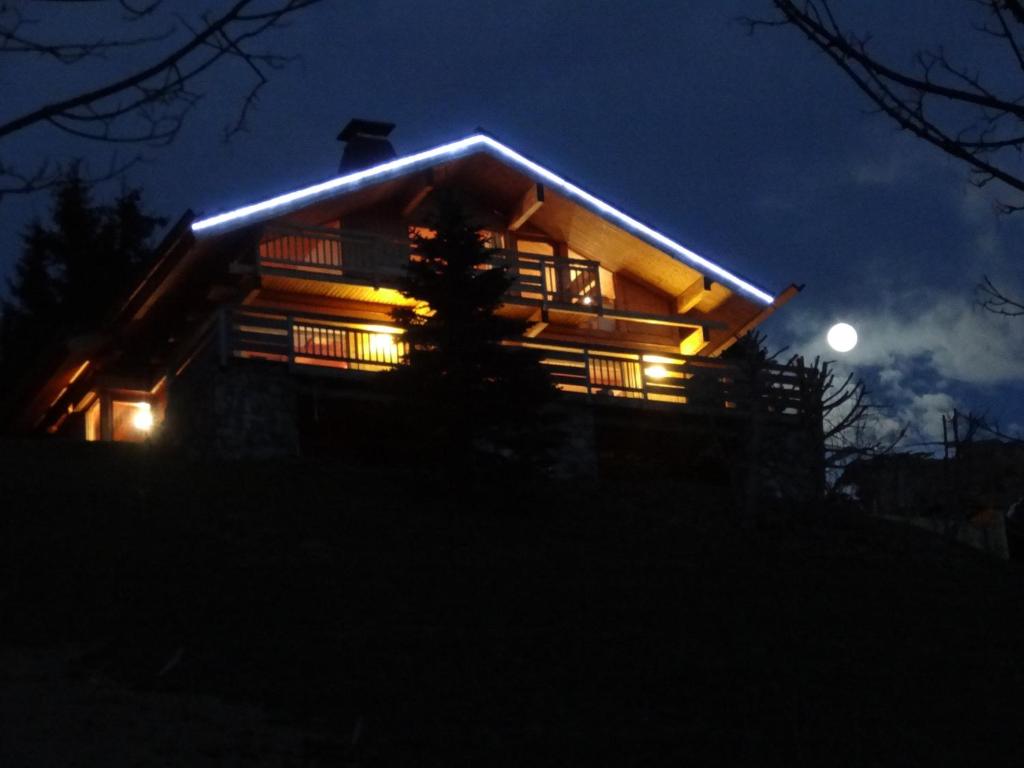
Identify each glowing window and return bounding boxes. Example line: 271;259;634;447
84;397;100;442
599;266;616;302
292;324;406;369
515;239;555;257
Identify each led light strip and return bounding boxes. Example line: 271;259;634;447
191;134;775;304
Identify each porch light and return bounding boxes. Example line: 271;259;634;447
581;296;593;306
132;402;154;432
645;365;669;380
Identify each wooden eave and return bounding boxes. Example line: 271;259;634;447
186;142;792;356
255;150;772;332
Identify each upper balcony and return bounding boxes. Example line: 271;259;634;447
250;224;715;347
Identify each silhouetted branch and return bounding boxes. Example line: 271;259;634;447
0;0;322;197
979;275;1024;315
743;0;1024;205
0;153;142;203
0;4;173;64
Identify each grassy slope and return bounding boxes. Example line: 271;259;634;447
2;439;1023;766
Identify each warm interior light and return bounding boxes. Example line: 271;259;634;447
132;402;154;432
368;333;397;354
581;296;593;305
645;365;668;380
360;324;402;335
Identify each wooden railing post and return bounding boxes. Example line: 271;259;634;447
286;315;295;366
540;255;550;316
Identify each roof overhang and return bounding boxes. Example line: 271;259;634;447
190;134;776;305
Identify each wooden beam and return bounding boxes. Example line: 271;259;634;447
705;283;803;356
523;309;548;338
508;183;544;231
499;296;723;330
678;326;705;356
597;307;719;331
401;170;436;217
675;275;712;314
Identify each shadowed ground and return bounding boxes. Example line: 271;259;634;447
2;439;1022;766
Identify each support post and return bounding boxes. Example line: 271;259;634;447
218;308;229;367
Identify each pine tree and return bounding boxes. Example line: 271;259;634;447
390;194;558;466
0;170;164;398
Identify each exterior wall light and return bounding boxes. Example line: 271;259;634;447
132;402;154;432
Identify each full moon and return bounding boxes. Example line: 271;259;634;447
827;322;858;353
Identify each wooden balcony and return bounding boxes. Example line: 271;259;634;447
257;225;407;284
220;309;814;420
253;226;710;332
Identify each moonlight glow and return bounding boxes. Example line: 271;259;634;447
827;322;858;353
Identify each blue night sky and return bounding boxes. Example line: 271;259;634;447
2;0;1023;446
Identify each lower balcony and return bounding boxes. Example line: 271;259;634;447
219;308;813;420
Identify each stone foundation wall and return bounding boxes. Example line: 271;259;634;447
162;344;299;460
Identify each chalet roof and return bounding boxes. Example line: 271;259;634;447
190;133;776;305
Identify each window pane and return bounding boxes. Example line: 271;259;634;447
84;398;100;442
516;239;554;256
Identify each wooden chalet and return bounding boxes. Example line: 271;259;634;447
11;120;816;471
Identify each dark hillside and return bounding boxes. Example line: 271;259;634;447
2;439;1022;766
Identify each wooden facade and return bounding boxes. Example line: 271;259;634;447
11;125;810;459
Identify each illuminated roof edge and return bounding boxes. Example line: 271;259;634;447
190;134;775;303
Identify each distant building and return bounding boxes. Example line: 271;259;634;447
7;120;819;477
840;440;1024;559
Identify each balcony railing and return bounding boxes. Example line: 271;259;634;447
224;309;407;373
490;249;602;309
220;309;813;419
257;225;603;310
257;225;409;283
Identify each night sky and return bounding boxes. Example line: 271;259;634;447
3;0;1023;446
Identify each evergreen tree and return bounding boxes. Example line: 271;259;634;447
390;194;558;466
0;170;164;397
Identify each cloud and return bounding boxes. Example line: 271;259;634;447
788;289;1024;385
849;150;918;187
781;288;1024;449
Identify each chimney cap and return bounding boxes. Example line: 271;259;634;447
337;118;396;142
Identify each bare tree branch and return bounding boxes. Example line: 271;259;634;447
743;1;1024;197
0;152;141;203
0;0;323;198
746;0;1024;317
979;274;1024;315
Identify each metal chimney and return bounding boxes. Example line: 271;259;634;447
337;118;397;173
